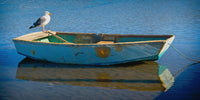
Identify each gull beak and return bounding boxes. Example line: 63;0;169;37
49;13;52;15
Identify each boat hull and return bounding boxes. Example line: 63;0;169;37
13;32;174;65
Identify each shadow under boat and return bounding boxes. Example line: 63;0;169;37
16;58;174;91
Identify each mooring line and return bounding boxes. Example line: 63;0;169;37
169;43;200;63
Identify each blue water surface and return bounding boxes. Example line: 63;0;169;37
0;0;200;100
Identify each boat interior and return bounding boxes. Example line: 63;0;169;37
34;32;173;44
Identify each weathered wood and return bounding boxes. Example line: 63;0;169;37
13;31;175;65
14;32;48;41
96;41;114;44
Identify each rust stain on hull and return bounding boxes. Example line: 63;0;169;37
31;50;35;55
114;45;122;52
95;47;111;58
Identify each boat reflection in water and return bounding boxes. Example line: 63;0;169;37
16;58;174;91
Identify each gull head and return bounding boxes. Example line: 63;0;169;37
45;11;52;15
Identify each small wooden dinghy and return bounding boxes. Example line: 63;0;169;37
13;31;175;65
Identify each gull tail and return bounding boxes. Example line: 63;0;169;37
29;26;35;29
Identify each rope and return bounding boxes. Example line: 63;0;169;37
173;63;199;78
169;43;200;63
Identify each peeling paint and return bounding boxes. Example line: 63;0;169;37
60;56;66;62
115;45;122;52
75;52;84;56
75;35;93;44
13;31;174;65
31;50;35;55
95;47;111;58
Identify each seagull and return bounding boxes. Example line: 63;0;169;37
29;11;52;32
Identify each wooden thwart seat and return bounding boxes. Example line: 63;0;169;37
96;41;114;44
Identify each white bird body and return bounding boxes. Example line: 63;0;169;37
29;11;51;32
42;14;51;26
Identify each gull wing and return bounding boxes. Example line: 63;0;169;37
33;16;46;27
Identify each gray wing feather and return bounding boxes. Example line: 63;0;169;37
33;16;46;26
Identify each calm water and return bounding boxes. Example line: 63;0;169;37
1;0;200;100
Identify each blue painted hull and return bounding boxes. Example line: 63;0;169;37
13;32;175;65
